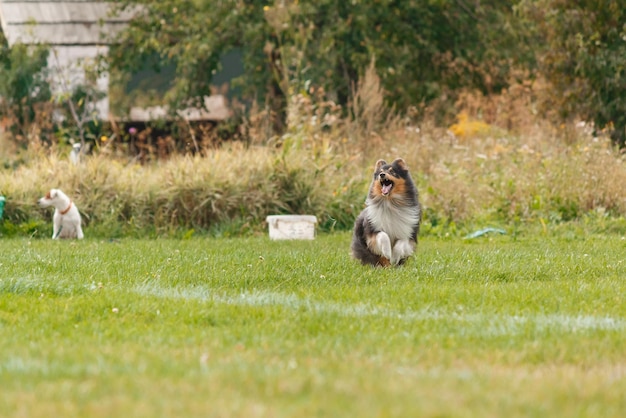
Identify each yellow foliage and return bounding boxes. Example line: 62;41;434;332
448;112;491;139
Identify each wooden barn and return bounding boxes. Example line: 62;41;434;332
0;0;232;123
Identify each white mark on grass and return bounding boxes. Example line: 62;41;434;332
133;284;625;336
1;276;82;295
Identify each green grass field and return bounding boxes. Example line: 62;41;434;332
1;229;625;417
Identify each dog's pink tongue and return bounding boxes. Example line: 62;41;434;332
382;183;392;195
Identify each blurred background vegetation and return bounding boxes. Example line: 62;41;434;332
1;0;626;238
107;0;626;145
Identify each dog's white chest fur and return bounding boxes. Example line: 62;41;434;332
365;199;420;242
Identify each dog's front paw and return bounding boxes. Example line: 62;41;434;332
376;232;393;261
392;239;415;265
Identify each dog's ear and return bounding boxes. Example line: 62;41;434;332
392;158;408;171
45;190;54;199
374;159;387;172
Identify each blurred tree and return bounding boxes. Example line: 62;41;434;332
109;0;277;114
109;0;521;130
517;0;626;146
0;32;51;142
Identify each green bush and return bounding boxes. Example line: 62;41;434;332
517;0;626;146
0;33;51;144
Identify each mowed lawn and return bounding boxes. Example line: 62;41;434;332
1;230;625;417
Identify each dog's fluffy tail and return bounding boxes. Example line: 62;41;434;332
351;212;383;266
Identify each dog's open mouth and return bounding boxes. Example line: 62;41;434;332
380;178;394;196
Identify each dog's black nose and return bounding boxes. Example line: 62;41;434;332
380;173;386;179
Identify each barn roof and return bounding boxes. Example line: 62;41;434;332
0;0;132;46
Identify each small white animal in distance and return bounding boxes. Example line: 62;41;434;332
69;143;82;165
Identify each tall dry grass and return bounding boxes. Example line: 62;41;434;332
0;141;365;237
2;69;626;238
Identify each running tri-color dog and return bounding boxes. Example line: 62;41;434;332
351;158;421;267
38;189;84;239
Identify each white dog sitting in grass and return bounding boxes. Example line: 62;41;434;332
38;189;84;239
